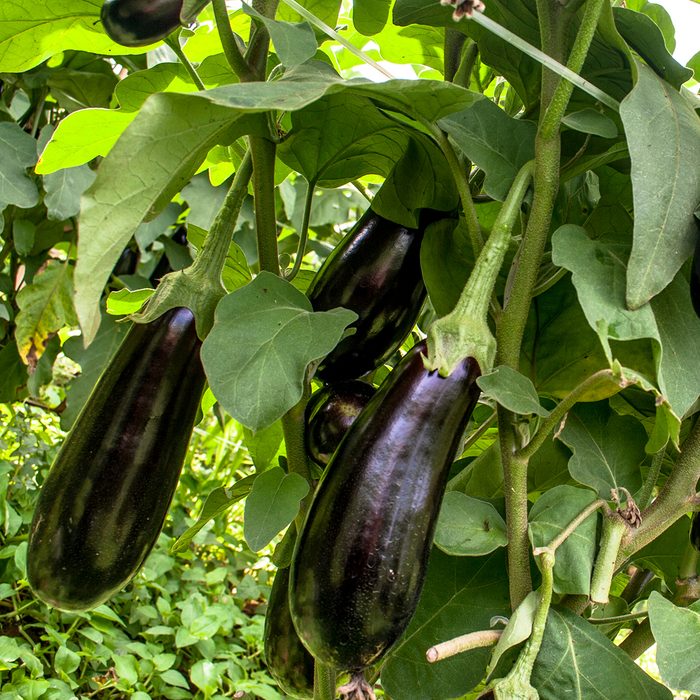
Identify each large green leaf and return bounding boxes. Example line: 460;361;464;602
243;468;309;551
353;0;392;35
477;366;548;416
381;550;510;700
0;123;40;212
0;0;144;73
622;63;700;308
531;607;672;699
43;165;96;221
439;99;536;201
648;592;700;694
631;516;689;588
558;401;646;497
200;272;357;431
528;485;598;595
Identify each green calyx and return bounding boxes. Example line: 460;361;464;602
426;160;533;377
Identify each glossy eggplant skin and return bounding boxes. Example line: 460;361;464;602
691;512;700;552
264;566;315;699
290;341;481;671
307;209;429;383
305;380;376;467
101;0;184;47
691;231;700;319
28;308;205;611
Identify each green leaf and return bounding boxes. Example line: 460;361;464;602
186;224;251;293
631;516;689;587
614;8;692;88
171;477;255;553
243;467;309;552
113;654;139;686
532;607;672;699
160;669;190;689
190;659;219;693
54;646;80;674
528;485;598;595
15;261;77;366
36;109;137;174
353;0;392;35
278;92;408;187
0;122;40;211
12;220;35;256
0;0;137;73
277;0;341;27
558;402;647;497
561;109;618;138
477;366;548;416
243;422;284;472
105;289;154;316
439;99;536;201
381;550;510;699
434;492;507;556
622;62;700;308
242;4;318;68
648;591;700;693
201;272;357;431
43;165;96;221
486;591;538;677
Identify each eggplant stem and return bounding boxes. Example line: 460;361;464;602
338;673;376;700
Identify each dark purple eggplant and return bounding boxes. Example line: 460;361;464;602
307;209;433;383
101;0;184;47
691;512;700;553
27;308;205;611
691;229;700;319
264;566;315;699
305;380;376;467
289;340;481;672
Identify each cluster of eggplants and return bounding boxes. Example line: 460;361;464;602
27;308;205;610
101;0;210;47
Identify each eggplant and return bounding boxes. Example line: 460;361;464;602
289;340;481;673
307;209;434;383
691;512;700;553
28;308;205;611
305;380;376;467
264;566;315;699
101;0;185;47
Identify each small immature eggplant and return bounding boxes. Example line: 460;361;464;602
691;512;700;553
690;232;700;320
101;0;185;47
305;380;376;467
307;209;434;383
290;341;481;674
264;566;315;699
28;308;205;610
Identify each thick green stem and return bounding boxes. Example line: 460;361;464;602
453;40;479;89
165;36;205;90
619;419;700;562
534;499;607;557
251;136;280;275
517;370;619;462
131;151;253;336
313;662;336;700
212;0;256;81
427;161;533;376
287;179;314;282
246;0;280;79
590;515;627;604
488;552;554;698
679;542;700;581
619;619;654;660
433;128;483;255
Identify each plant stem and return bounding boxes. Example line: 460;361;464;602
453;40;479;89
637;447;666;509
426;629;502;663
620;418;700;561
251;136;280;275
246;0;281;79
678;541;700;581
287;179;314;282
212;0;257;81
533;499;607;556
618;618;654;660
165;36;205;90
621;568;655;603
427;160;533;376
590;514;627;604
444;29;466;82
313;662;336;700
432;127;483;255
517;370;618;461
588;610;649;626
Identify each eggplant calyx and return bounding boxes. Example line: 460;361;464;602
425;314;493;378
338;673;376;700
